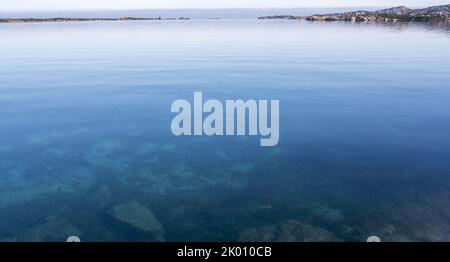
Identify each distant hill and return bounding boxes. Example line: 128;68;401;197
415;4;450;15
374;6;412;15
330;4;450;17
260;4;450;22
353;4;450;16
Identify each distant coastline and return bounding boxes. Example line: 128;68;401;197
259;4;450;22
0;17;189;23
1;5;450;24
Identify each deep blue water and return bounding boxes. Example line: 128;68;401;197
0;20;450;242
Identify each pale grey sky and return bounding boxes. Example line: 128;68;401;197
0;0;448;10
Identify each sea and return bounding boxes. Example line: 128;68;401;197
0;19;449;241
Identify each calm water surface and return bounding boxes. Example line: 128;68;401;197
0;20;450;241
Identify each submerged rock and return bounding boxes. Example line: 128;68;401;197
239;220;336;242
313;206;344;222
110;202;165;241
93;185;112;208
229;162;254;173
20;216;80;242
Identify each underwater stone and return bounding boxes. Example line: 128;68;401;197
238;220;336;242
313;206;344;222
229;162;255;173
110;201;165;241
20;216;80;242
93;185;112;208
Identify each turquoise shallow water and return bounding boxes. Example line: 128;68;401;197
0;20;450;241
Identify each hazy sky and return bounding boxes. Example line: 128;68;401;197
0;0;448;10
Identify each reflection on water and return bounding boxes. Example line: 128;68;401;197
0;20;450;241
